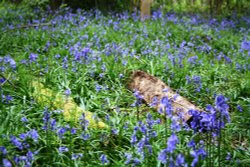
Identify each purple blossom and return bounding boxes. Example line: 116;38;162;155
166;133;179;153
111;128;118;135
188;140;196;149
71;153;83;160
158;149;167;164
190;150;199;167
10;136;23;150
192;75;202;92
26;150;37;161
57;127;67;139
241;40;250;51
0;146;7;155
21;117;28;123
0;77;6;83
95;84;102;92
100;154;109;165
81;132;90;140
27;129;39;142
2;159;12;167
71;128;77;134
131;133;137;145
149;96;158;107
29;53;38;62
237;105;243;112
132;90;144;107
79;113;89;130
176;153;185;166
3;56;16;69
215;95;230;123
124;153;132;164
188;56;198;65
64;89;71;96
226;152;231;160
19;133;28;140
59;146;69;153
159;96;173;116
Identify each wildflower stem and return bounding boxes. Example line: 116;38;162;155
218;114;222;167
136;104;139;121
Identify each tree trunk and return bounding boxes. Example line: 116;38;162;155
215;0;223;15
209;0;213;18
140;0;152;21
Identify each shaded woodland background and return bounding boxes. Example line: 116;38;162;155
3;0;250;17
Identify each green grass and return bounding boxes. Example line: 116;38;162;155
0;4;249;167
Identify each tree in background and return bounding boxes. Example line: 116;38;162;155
3;0;250;17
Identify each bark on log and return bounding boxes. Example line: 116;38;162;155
128;70;203;121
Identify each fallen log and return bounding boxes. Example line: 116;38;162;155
128;70;203;121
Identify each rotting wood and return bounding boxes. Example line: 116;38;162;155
128;70;203;121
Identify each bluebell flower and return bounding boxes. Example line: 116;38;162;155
55;54;61;59
132;90;144;107
206;104;216;114
226;152;231;160
0;77;6;83
186;75;191;84
241;40;250;51
215;95;230;123
64;89;71;96
237;105;243;112
19;133;28;140
57;127;67;139
0;146;7;155
95;84;102;92
62;56;68;69
59;146;69;153
131;133;137;145
119;73;124;78
187;140;196;149
136;137;146;157
188;56;198;65
188;109;202;131
71;153;83;160
192;75;202;92
71;128;77;135
21;117;28;123
166;133;179;153
100;154;109;165
159;96;173;116
81;132;90;140
149;96;158;107
111;128;118;135
26;150;36;161
79;113;89;130
10;136;23;150
139;123;147;135
29;53;38;62
176;153;185;166
158;149;167;164
146;113;155;128
3;159;12;167
3;56;16;69
28;129;39;142
190;150;199;167
49;118;57;131
124;153;132;164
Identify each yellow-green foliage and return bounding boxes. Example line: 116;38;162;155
31;81;106;128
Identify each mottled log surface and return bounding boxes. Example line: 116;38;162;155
128;70;203;121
